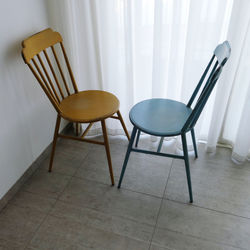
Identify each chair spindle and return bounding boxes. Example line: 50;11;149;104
60;42;79;93
43;49;65;100
32;58;58;104
28;62;60;112
37;54;61;103
51;45;71;96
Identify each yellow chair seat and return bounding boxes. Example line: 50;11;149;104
59;90;120;123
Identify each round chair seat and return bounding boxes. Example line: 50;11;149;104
59;90;120;123
129;98;192;136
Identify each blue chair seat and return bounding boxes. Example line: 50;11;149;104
130;99;192;137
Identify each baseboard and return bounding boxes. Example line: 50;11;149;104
0;122;73;212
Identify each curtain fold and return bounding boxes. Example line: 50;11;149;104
47;0;250;163
206;0;250;155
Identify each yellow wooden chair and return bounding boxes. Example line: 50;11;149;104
21;28;130;185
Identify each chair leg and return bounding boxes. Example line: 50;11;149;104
118;126;137;188
181;133;193;203
48;115;61;172
75;122;79;136
117;110;130;141
101;119;115;186
191;128;198;158
157;137;164;153
135;130;141;148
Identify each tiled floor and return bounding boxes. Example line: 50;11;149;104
1;133;250;250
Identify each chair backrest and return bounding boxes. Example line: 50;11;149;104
182;41;231;132
22;28;78;113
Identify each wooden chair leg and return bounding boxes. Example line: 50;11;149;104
117;110;130;141
101;119;115;186
118;126;137;188
157;137;164;152
135;130;141;147
191;128;198;158
49;115;61;172
181;133;193;203
75;122;79;136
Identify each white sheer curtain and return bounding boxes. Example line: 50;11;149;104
47;0;250;163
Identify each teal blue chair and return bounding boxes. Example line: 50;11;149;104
118;41;231;203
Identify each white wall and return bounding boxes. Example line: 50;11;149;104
0;0;59;199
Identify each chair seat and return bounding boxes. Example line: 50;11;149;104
129;98;192;136
59;90;120;123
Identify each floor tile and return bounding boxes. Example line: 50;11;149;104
119;136;175;197
0;239;25;250
26;244;90;250
76;137;173;197
150;244;172;250
151;227;241;250
23;170;71;199
119;152;171;197
156;200;250;249
0;205;45;247
39;138;90;176
9;190;56;214
50;200;154;243
28;215;150;250
165;146;250;217
39;151;84;176
2;136;250;250
56;137;91;156
185;144;249;171
59;177;161;226
74;143;126;186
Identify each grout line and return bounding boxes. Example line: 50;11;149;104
72;173;168;200
10;189;57;202
148;157;175;250
6;136;250;249
23;130;91;249
56;175;163;207
116;186;167;200
164;196;250;221
52;198;155;229
23;192;58;249
22;140;250;214
151;226;246;250
23;149;90;249
146;157;247;250
56;149;90;201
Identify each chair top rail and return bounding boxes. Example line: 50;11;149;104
22;28;62;64
214;41;231;66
